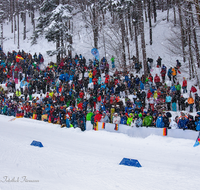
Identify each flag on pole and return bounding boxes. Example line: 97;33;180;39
16;54;24;62
91;48;99;61
193;132;200;147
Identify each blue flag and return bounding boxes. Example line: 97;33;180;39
193;132;200;147
91;48;99;61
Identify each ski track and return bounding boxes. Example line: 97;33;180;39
0;115;200;190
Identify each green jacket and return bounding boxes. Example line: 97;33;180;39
127;116;133;126
86;112;94;121
175;84;181;91
143;115;153;126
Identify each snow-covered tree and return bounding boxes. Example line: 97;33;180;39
32;0;73;63
0;0;9;50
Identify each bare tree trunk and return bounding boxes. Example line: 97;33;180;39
119;11;126;69
10;0;13;33
56;37;60;63
103;31;106;59
177;0;186;63
167;0;170;22
1;23;3;50
143;0;148;22
32;4;35;32
189;2;200;68
17;0;20;49
189;58;191;80
125;15;130;64
138;0;147;77
134;22;139;62
173;0;176;26
23;0;26;40
152;0;157;23
147;0;152;45
92;1;98;49
194;0;200;26
188;16;194;78
128;7;133;41
68;20;72;56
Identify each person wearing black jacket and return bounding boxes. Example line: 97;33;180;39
163;113;170;128
187;115;196;130
59;107;66;125
179;95;186;111
36;104;43;120
171;92;177;111
195;93;199;112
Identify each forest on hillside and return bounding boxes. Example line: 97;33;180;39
0;0;200;80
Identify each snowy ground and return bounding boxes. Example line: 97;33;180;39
0;115;199;190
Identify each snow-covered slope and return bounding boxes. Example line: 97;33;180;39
0;115;199;190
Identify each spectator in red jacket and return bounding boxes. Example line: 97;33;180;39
182;77;187;93
160;67;166;83
94;110;102;122
79;90;84;99
154;74;161;89
147;90;152;99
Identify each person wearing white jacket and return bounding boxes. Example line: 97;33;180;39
112;113;121;124
169;118;178;129
148;95;155;111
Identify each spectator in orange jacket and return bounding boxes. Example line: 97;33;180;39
188;95;194;112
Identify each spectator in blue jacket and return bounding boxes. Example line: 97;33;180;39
178;113;188;130
156;113;164;128
195;112;200;131
120;113;128;124
140;81;144;90
165;93;172;111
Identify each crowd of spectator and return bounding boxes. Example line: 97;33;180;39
0;47;200;132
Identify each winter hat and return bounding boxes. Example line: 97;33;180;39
188;115;193;120
181;112;185;116
197;112;200;116
138;113;142;118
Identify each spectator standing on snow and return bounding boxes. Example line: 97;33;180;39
187;115;196;130
154;74;160;89
187;94;194;112
182;77;187;93
176;60;181;69
135;113;143;127
156;112;164;128
171;92;177;112
171;67;177;83
165;93;172;111
156;56;162;67
178;112;188;130
113;113;121;124
195;112;200;131
160;65;167;83
195;93;200;112
167;67;172;81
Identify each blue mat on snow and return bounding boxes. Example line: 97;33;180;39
119;158;142;167
30;140;43;148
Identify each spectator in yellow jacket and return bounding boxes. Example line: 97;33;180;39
49;90;54;98
88;71;93;83
16;89;21;97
